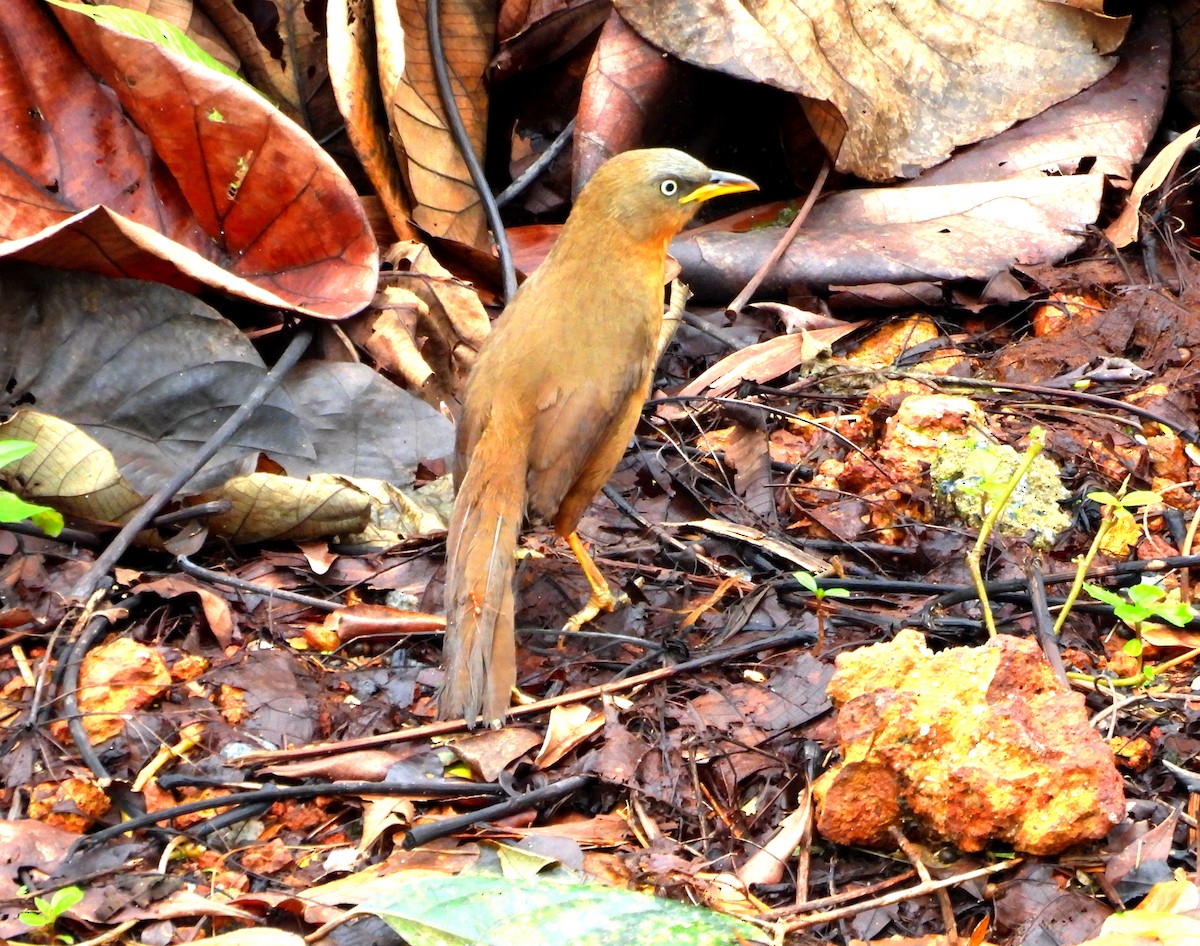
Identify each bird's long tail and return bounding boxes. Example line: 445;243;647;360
438;431;527;726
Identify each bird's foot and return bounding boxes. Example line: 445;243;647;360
563;586;630;633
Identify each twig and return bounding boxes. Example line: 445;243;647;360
496;118;576;207
889;827;956;941
177;554;343;612
775;859;1019;934
74;779;507;851
1026;554;1068;685
402;775;591;848
728;160;831;315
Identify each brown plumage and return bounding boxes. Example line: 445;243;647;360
440;148;758;725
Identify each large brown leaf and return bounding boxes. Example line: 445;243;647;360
328;0;417;242
671;8;1166;300
572;10;675;187
0;0;377;318
378;0;495;249
613;0;1125;181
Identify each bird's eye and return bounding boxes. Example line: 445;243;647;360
660;179;679;197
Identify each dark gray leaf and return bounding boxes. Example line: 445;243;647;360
0;263;310;493
280;361;454;484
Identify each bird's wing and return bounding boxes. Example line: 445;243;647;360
524;351;653;526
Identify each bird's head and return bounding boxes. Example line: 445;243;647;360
571;148;758;248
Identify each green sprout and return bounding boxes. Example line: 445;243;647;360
1084;579;1193;682
1053;485;1162;636
795;571;850;655
0;441;63;537
18;884;83;943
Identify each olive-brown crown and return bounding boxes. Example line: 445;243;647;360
566;149;736;247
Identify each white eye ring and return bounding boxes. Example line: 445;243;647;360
660;179;679;197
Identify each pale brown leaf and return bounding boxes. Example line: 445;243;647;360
449;727;543;781
380;0;494;248
328;0;417;241
667;518;828;573
533;704;604;769
669;320;863;408
1106;124;1200;247
0;410;144;526
614;0;1123;181
192;472;372;543
723;423;777;525
371;241;493;404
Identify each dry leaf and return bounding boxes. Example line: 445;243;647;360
1106;124;1200;247
192;472;372;544
328;0;416;242
614;0;1123;181
380;0;494;248
0;410;143;525
534;703;604;769
0;0;379;317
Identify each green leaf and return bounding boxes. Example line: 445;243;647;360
360;872;764;946
49;887;83;915
1086;491;1122;507
794;571;818;593
1083;583;1124;608
1158;602;1195;627
1123;637;1143;658
0;491;64;537
1112;602;1150;626
1119;490;1162;508
822;587;851;599
32;507;65;537
0;440;36;468
46;2;249;88
19;911;50;927
1126;584;1166;608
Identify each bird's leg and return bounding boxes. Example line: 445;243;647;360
563;531;630;632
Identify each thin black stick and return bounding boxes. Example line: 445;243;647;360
427;0;517;301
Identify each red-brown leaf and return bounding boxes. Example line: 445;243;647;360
0;0;377;318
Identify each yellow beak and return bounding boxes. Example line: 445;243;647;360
679;170;759;205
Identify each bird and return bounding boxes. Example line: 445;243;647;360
439;148;758;726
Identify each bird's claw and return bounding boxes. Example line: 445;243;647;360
563;588;630;633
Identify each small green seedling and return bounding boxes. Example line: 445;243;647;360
1086;488;1163;531
18;884;83;943
1053;485;1162;635
0;441;63;537
795;571;850;655
794;571;850;603
1084;579;1193;679
1084;580;1194;631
